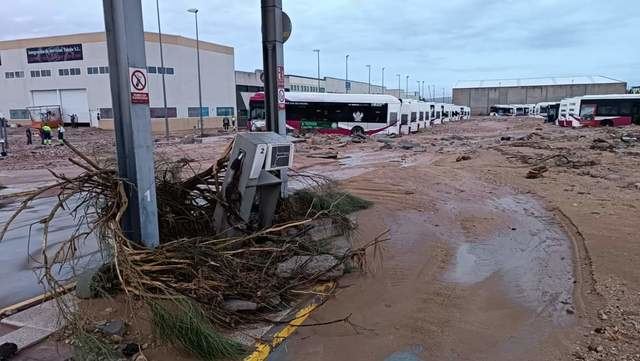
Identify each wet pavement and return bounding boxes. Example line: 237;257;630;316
0;196;101;309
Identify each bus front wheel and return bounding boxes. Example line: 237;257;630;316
351;126;365;136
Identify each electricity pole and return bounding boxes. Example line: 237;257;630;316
366;64;371;94
345;54;349;93
396;74;401;98
187;8;203;136
155;0;169;138
405;75;409;98
313;49;320;91
103;0;159;248
381;67;385;94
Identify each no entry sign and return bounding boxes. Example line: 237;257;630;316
129;67;149;104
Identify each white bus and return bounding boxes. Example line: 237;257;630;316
248;92;403;135
557;94;640;128
490;104;515;116
534;102;558;118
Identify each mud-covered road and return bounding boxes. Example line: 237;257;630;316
1;118;638;360
275;118;640;361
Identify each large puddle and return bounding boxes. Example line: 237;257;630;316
445;194;575;326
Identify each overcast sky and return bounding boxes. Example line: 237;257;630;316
1;0;638;94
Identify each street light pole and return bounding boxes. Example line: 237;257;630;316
416;80;420;98
396;74;401;98
313;49;320;92
381;67;385;94
345;54;349;93
405;75;409;98
366;64;371;94
156;0;169;138
187;8;203;136
421;81;424;100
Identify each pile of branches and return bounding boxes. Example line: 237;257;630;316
0;141;383;331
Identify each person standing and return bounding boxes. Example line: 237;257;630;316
57;124;65;145
26;127;32;145
42;123;52;145
222;117;230;132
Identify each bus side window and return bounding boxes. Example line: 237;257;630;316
411;112;417;121
390;112;398;123
620;102;632;115
419;111;424;121
401;114;408;125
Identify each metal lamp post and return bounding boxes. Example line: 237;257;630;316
366;65;371;94
416;80;420;98
313;49;320;92
381;67;385;94
405;75;409;98
156;0;169;138
396;74;401;98
345;54;349;93
187;8;203;136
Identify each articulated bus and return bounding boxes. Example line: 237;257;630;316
248;92;402;135
558;94;640;127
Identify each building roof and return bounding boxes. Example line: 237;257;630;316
0;32;233;55
453;76;625;89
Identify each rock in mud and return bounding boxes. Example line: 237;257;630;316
456;155;471;162
0;343;18;360
276;255;344;280
500;136;512;141
97;320;126;337
121;343;141;357
223;300;258;312
526;165;548;179
305;218;343;242
398;140;420;150
380;143;393;150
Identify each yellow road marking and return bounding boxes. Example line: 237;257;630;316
244;282;334;361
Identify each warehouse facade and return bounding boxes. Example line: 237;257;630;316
0;32;236;131
453;76;627;115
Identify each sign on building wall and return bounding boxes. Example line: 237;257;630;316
26;44;83;64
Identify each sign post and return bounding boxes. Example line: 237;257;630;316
103;0;159;248
261;0;291;197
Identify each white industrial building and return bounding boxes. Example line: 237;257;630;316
0;32;236;131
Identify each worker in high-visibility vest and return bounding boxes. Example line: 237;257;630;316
41;123;52;145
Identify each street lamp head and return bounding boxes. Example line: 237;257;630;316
313;49;320;53
187;8;198;13
366;64;371;68
346;54;349;59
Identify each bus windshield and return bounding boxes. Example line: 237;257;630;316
249;101;265;120
580;104;596;118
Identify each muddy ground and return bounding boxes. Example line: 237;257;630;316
283;118;640;361
1;118;639;360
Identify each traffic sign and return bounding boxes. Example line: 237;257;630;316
129;67;149;104
277;88;286;110
277;66;285;87
282;12;292;43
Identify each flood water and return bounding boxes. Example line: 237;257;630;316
0;196;102;308
444;195;575;326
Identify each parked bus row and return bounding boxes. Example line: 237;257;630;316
248;92;470;136
489;94;640;128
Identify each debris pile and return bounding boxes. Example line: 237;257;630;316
0;140;383;360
